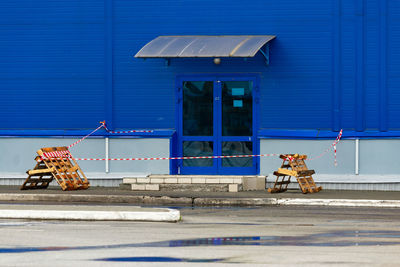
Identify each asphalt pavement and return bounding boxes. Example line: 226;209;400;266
0;185;400;221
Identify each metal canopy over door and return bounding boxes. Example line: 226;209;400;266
175;75;259;175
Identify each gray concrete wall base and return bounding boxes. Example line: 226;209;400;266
0;137;169;174
1;138;400;190
261;139;400;188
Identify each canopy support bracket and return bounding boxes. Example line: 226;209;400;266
259;43;270;66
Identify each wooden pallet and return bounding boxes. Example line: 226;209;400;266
268;154;322;194
21;147;90;191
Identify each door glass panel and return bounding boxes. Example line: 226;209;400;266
182;141;213;167
183;81;213;136
222;81;252;136
222;141;253;167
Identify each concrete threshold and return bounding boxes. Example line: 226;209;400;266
0;204;180;222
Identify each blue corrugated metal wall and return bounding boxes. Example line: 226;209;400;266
1;0;399;134
0;1;105;130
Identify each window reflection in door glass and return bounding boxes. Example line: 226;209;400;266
222;141;253;167
222;81;252;136
183;141;213;167
183;81;213;136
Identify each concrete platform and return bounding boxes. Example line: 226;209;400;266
0;204;180;222
123;175;266;192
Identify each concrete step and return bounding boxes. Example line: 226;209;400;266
122;175;267;192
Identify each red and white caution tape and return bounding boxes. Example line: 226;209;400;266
68;124;105;148
42;151;71;159
101;121;153;134
41;154;280;161
307;129;343;166
62;123;344;165
68;121;154;149
72;154;281;161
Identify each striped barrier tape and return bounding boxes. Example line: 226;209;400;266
101;121;153;134
41;154;281;161
74;154;281;161
68;124;105;148
68;121;154;148
42;151;71;159
68;124;104;148
306;129;343;165
63;123;343;165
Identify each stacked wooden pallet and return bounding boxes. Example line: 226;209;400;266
21;147;90;191
268;154;322;194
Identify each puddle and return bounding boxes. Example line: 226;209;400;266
182;222;264;226
169;206;261;210
0;221;57;228
2;230;400;253
96;256;224;263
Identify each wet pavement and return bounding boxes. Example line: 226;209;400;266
2;185;400;200
1;205;400;266
2;230;400;253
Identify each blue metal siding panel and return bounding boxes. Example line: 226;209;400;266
332;0;342;132
387;0;400;130
0;0;399;137
364;0;380;130
0;1;105;130
379;0;388;132
113;0;334;130
355;0;365;132
104;0;114;130
340;0;357;130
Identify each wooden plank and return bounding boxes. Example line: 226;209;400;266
41;146;69;152
277;168;298;177
27;167;55;175
280;154;308;160
297;170;315;176
279;154;292;160
275;181;290;185
268;187;287;193
273;171;291;177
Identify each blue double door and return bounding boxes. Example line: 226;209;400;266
176;76;259;175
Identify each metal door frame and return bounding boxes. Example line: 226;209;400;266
173;74;260;175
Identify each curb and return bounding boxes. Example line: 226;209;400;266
1;193;400;208
275;198;400;208
0;193;192;205
0;204;180;222
194;198;400;208
193;198;276;206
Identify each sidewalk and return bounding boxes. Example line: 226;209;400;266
1;185;400;208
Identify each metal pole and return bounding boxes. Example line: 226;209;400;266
355;139;359;175
105;137;109;173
